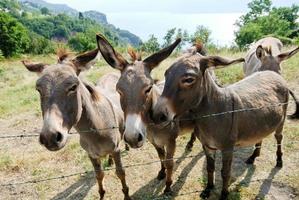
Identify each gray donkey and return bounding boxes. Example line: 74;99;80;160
96;34;201;194
23;49;131;200
153;51;292;199
244;36;299;118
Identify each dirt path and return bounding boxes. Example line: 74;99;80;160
0;85;298;200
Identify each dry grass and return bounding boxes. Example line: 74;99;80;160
0;51;298;200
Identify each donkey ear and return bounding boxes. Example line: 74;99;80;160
256;45;265;60
96;34;128;71
22;60;48;73
277;46;299;62
200;56;245;73
71;48;98;74
143;38;181;71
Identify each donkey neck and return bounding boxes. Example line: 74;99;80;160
196;71;229;113
75;81;117;134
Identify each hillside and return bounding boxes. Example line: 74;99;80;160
17;0;142;46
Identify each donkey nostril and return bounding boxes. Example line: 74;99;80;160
56;132;63;143
137;133;143;142
159;114;167;123
39;135;46;145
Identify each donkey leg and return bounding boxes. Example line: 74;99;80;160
185;131;197;151
153;144;166;180
275;127;284;168
89;156;105;199
200;146;216;199
108;155;114;166
112;151;131;200
220;150;233;200
163;139;176;195
245;141;262;164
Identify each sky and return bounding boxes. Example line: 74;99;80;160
45;0;298;46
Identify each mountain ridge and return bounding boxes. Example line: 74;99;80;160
19;0;142;46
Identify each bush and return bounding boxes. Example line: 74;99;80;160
0;12;30;57
68;31;97;52
235;0;299;48
27;33;55;54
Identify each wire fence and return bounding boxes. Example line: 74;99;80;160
0;100;295;139
0;153;202;187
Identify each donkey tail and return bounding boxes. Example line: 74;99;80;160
288;89;299;119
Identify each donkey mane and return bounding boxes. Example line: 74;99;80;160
56;48;73;63
264;46;272;55
127;46;142;62
82;81;101;102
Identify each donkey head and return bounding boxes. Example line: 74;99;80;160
23;49;98;151
256;45;299;74
97;34;181;148
153;54;244;123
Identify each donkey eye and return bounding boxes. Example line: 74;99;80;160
68;84;78;93
144;86;152;95
36;87;42;94
182;77;195;84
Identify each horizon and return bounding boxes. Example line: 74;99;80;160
44;0;298;46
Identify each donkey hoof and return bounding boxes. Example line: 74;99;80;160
245;157;254;165
157;170;166;180
276;161;283;168
185;143;193;151
124;196;132;200
200;186;213;199
99;190;106;200
163;188;173;196
219;190;229;200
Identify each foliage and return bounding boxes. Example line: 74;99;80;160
140;35;160;53
235;0;299;48
68;32;96;52
162;28;176;48
0;12;30;57
27;33;55;54
40;7;50;15
191;25;212;44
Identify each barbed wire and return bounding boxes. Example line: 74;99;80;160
0;153;202;187
0;127;119;139
177;101;291;122
0;100;296;139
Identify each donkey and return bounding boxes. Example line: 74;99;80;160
22;49;131;200
153;52;291;199
96;34;202;194
244;37;299;118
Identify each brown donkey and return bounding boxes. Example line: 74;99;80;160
23;49;131;200
96;34;200;194
244;36;299;118
153;53;291;199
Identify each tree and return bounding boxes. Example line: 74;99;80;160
0;12;30;57
191;25;211;44
40;7;50;15
175;28;183;51
79;12;84;20
235;0;299;48
162;28;176;48
141;35;160;53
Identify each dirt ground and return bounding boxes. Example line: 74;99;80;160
0;90;298;200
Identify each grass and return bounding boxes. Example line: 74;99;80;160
0;50;298;199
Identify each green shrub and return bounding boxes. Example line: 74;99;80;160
0;12;30;57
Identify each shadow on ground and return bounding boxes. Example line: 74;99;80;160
51;171;95;200
131;149;205;200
